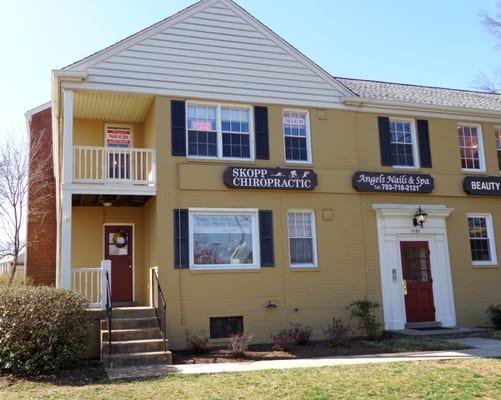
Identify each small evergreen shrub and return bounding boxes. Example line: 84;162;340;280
324;318;350;347
487;305;501;330
347;298;382;340
0;286;88;376
228;332;253;357
186;329;210;354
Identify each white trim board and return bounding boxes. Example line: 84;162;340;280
373;204;456;330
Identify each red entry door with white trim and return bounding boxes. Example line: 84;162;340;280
105;226;133;302
400;241;435;323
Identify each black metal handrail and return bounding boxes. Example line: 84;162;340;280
105;270;112;357
152;268;167;352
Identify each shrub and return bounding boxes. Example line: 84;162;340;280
323;318;350;347
272;323;313;351
347;298;381;340
487;305;501;330
186;329;210;354
228;332;253;357
0;286;88;376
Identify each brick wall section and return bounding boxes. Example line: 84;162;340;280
26;106;57;286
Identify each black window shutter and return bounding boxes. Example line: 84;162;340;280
254;106;270;160
259;210;274;267
417;119;432;168
378;116;393;166
173;209;189;269
171;100;186;156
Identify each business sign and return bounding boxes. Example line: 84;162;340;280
464;176;501;195
353;171;434;193
105;126;132;148
224;167;317;191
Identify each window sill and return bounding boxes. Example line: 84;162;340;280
392;165;420;171
472;262;498;268
462;169;487;174
285;160;313;166
186;156;256;164
188;267;261;274
290;265;318;271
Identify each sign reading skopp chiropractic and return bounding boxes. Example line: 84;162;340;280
224;167;318;191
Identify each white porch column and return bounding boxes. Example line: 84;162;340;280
60;190;72;289
62;89;74;185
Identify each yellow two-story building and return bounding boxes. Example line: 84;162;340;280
39;0;501;364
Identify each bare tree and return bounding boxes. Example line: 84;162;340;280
479;4;501;93
0;134;28;285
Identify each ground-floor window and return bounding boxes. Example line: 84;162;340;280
209;316;244;339
287;210;318;268
467;214;497;266
189;209;260;270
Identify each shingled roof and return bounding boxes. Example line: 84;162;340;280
336;77;501;112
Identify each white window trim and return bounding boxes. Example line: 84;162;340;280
186;101;255;161
287;210;318;268
283;109;313;164
459;123;486;173
188;208;260;271
389;118;420;169
467;213;497;267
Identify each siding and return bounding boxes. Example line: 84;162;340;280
78;1;346;107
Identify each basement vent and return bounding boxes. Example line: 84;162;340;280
209;316;244;339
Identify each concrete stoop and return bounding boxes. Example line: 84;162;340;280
101;307;172;368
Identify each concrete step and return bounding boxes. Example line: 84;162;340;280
103;351;173;368
405;321;442;329
111;307;157;319
101;317;159;330
102;338;167;354
102;328;162;342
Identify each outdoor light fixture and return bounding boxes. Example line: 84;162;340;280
102;201;113;207
413;206;428;228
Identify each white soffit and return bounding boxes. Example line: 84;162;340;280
63;0;352;107
74;91;153;122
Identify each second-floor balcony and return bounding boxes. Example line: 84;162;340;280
73;146;156;187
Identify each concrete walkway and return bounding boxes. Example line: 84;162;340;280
105;337;501;380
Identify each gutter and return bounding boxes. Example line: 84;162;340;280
343;97;501;119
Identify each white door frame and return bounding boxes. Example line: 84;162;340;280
373;204;456;330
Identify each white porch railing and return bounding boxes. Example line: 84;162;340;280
73;146;156;185
72;260;111;309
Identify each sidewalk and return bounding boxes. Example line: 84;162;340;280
105;337;501;380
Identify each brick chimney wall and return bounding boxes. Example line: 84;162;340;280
26;106;57;286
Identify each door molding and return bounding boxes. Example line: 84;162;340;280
373;204;455;330
103;223;135;303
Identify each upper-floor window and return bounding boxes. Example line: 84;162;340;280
458;124;485;172
283;110;312;163
187;103;253;160
390;119;418;168
496;127;501;171
467;214;497;266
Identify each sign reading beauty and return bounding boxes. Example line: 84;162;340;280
464;176;501;195
224;167;318;191
353;171;434;193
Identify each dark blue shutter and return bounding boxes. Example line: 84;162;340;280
171;100;186;156
378;116;393;166
254;106;270;160
259;210;274;267
173;209;189;269
417;119;432;168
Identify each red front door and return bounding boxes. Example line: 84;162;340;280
400;241;435;323
105;225;133;302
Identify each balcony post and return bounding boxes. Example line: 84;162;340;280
101;260;111;310
62;90;74;185
60;190;72;289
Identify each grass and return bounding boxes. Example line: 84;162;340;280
1;359;501;399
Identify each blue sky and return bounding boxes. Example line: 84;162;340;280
0;0;498;138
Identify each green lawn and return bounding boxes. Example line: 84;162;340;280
1;359;501;400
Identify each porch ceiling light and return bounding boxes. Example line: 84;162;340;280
101;201;113;207
413;206;428;228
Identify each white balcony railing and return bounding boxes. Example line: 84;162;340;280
72;260;111;309
73;146;156;185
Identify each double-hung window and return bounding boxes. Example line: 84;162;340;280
389;119;418;168
458;124;485;171
187;103;253;160
288;211;318;268
495;127;501;171
283;110;312;163
467;214;497;265
189;209;260;270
